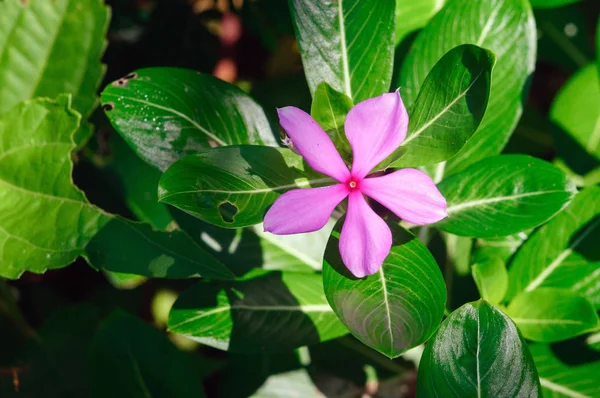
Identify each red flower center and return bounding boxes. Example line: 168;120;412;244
347;178;360;191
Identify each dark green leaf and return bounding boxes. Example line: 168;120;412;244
398;0;536;177
551;65;600;161
506;288;599;342
507;187;600;303
390;44;494;168
472;258;508;304
0;96;110;279
0;0;109;146
436;155;577;237
395;0;445;45
101;67;277;171
417;300;541;397
323;221;446;358
159;145;332;228
90;311;206;398
84;217;235;280
531;344;600;397
310;82;353;162
289;0;395;103
168;270;347;352
530;0;583;8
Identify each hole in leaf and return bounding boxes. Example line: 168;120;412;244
218;202;238;224
103;102;115;112
124;72;138;80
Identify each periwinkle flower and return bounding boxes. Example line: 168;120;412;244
264;92;447;278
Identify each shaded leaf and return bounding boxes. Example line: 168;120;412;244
531;0;583;8
436;155;576;238
506;288;599;342
159;146;331;228
417;300;541;397
168;270;347;352
323;221;446;358
289;0;395;103
101;68;277;171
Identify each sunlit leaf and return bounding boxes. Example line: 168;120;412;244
395;0;445;45
472;258;508;304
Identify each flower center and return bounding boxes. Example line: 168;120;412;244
346;178;360;191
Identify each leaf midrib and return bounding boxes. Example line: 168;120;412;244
539;377;590;398
446;190;568;214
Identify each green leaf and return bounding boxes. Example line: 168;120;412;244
398;0;536;177
436;155;577;238
101;67;277;171
417;300;541;397
84;217;235;280
289;0;395;103
506;288;599;342
0;96;110;279
507;187;600;302
90;311;206;398
252;369;322;398
389;44;494;168
472;232;529;264
0;0;109;145
322;221;446;358
107;134;174;230
531;344;600;398
310;82;353;163
395;0;445;45
442;232;473;276
551;64;600;161
472;258;508;304
168;271;347;352
530;0;583;8
159;146;332;228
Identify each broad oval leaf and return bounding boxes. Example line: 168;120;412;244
168;270;348;352
436;155;577;238
390;44;494;168
398;0;536;177
507;186;600;302
551;64;600;161
531;344;600;398
101;67;277;171
84;217;235;280
0;0;109;145
91;311;206;398
417;300;541;397
322;221;446;358
506;288;599;342
158;145;332;228
289;0;395;103
0;96;110;279
395;0;445;45
472;257;508;305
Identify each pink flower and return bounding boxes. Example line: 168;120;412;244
264;92;447;278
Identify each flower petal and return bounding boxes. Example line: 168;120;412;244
345;91;408;179
264;184;348;234
361;169;447;225
339;191;392;278
278;107;350;182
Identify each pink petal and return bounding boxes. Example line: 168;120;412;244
360;169;447;225
339;191;392;278
264;184;348;234
278;107;350;182
345;92;408;179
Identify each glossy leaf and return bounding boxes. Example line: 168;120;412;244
0;0;109;145
101;67;277;171
531;344;600;397
551;64;600;161
289;0;395;103
530;0;583;8
436;155;576;237
0;96;110;279
417;300;541;397
390;44;494;168
90;311;206;398
159;145;332;228
395;0;445;45
84;217;235;280
472;258;508;304
310;82;353;162
398;0;536;177
506;288;599;342
507;187;600;302
323;221;446;358
168;270;348;352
